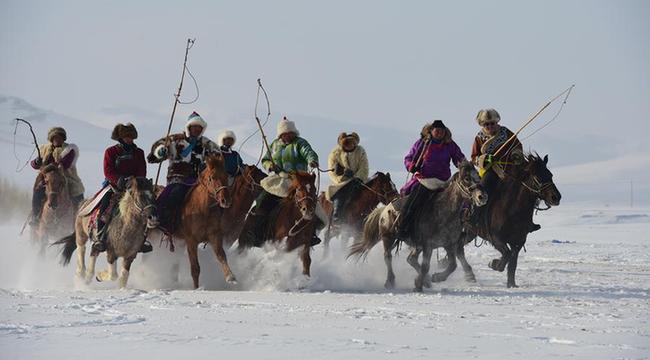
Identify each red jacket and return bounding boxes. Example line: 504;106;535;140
103;143;146;186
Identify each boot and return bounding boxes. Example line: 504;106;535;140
139;240;153;253
529;222;541;233
331;197;342;222
310;235;321;247
91;220;108;255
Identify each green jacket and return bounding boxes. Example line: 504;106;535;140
262;137;319;173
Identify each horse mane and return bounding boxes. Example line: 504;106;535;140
41;163;60;174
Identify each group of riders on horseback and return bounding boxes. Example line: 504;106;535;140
30;107;541;259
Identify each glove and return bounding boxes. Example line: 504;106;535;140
343;169;354;178
33;157;43;167
335;163;345;176
116;176;129;191
269;164;283;174
478;154;494;169
408;162;420;174
309;161;319;169
511;151;524;165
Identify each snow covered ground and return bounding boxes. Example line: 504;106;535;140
1;204;649;359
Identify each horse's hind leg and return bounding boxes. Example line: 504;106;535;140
85;254;98;284
383;237;396;289
455;242;476;283
300;244;312;277
97;251;119;282
76;232;88;278
209;240;237;284
187;241;201;289
506;244;522;288
431;246;457;283
118;255;137;289
414;246;433;292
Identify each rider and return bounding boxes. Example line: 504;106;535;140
29;127;85;225
91;123;150;254
147;111;220;234
397;120;466;240
216;130;244;179
326;132;369;222
239;116;320;246
470;108;540;232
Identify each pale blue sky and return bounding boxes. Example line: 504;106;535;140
1;0;649;160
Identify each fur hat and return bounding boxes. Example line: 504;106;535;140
217;130;237;146
431;120;446;129
421;122;453;143
277;116;299;137
185;111;207;137
47;127;67;142
111;123;138;140
337;132;360;147
476;108;501;126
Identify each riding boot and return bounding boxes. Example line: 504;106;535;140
139;240;153;253
397;184;424;240
91;219;108;255
331;197;343;222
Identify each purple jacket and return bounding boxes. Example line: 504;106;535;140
401;138;466;195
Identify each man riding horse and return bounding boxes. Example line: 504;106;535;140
397;120;467;240
470;108;540;232
147;111;220;235
29;127;85;226
325;132;369;222
216;130;244;180
239;116;321;247
91;123;151;254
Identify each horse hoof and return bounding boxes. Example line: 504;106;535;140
95;275;102;282
465;275;477;283
413;286;423;293
384;280;395;289
507;283;519;288
489;259;500;271
226;276;238;285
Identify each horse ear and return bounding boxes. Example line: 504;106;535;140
543;154;548;164
386;172;391;179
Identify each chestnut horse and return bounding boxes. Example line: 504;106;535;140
32;164;75;254
159;153;236;289
238;171;320;277
468;153;561;288
318;172;399;255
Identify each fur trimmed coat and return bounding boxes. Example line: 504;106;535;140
147;133;220;184
31;143;85;196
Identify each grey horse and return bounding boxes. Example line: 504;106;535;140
350;161;487;292
54;177;157;288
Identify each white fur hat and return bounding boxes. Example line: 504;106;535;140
185;111;207;137
476;108;501;126
217;130;237;146
277;116;299;137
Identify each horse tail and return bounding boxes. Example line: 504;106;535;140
348;207;383;259
52;232;77;266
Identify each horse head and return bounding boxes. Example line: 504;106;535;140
523;153;561;206
204;152;232;208
41;164;66;210
368;172;399;204
457;161;488;206
243;165;267;187
289;171;317;220
123;177;158;227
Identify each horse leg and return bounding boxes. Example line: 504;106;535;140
507;244;522;288
97;251;119;282
76;232;88;278
414;246;433;292
187;241;201;289
383;237;396;289
209;240;237;284
456;243;476;283
489;239;511;272
300;243;312;277
432;246;457;283
85;254;98;284
118;255;137;289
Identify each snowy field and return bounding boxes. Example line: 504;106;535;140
1;204;649;359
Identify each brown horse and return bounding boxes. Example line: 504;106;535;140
238;171;320;277
32;164;75;254
220;165;267;246
162;153;235;289
318;172;399;254
469;153;561;288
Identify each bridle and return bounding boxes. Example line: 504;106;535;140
358;176;399;204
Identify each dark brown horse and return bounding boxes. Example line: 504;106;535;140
160;153;234;289
318;172;399;254
470;153;561;288
238;171;320;277
220;165;267;246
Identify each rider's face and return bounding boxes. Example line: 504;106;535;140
188;125;203;138
51;135;64;146
122;137;134;144
280;132;296;143
430;128;445;140
482;122;499;135
222;137;235;147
